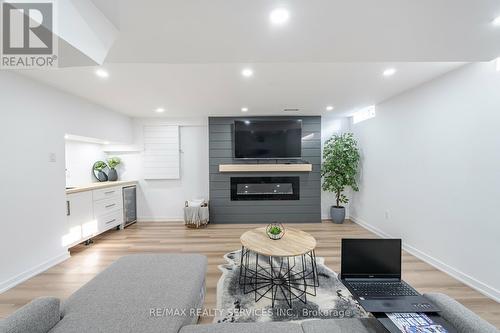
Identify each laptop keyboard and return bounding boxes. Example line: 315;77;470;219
347;281;420;297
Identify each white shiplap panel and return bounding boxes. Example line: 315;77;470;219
142;160;180;168
143;137;179;144
144;143;179;151
143;155;180;163
143;125;180;179
144;127;179;137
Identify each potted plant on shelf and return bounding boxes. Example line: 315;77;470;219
321;133;360;224
107;157;121;181
93;161;108;182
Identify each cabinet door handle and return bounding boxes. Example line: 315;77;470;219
66;201;71;216
105;219;116;225
104;191;115;195
105;204;116;208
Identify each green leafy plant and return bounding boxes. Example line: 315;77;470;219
93;160;107;171
107;157;121;169
321;133;360;207
268;226;282;235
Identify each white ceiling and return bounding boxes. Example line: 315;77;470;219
20;63;464;117
17;0;500;117
92;0;500;63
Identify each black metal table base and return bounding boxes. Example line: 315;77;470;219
238;246;319;307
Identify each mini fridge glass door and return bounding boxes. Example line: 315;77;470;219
123;185;137;226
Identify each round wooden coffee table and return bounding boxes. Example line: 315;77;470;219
239;227;319;307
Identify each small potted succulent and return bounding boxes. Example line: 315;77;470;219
107;157;121;181
93;161;108;182
266;223;285;240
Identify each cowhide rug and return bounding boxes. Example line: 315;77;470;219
215;249;369;323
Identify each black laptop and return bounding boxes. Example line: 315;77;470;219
340;239;439;313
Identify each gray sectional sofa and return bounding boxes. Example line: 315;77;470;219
1;254;498;333
1;254;207;333
180;294;499;333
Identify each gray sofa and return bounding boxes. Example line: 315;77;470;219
179;294;499;333
1;254;498;333
1;254;207;333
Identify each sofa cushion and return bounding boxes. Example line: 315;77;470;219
424;293;498;333
50;254;207;333
180;322;304;333
301;318;387;333
0;297;60;333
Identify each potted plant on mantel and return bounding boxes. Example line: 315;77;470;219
321;133;360;224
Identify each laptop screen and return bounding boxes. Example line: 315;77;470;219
341;239;402;279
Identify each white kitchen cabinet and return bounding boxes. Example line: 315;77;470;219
64;181;136;249
64;191;93;248
93;187;123;233
92;186;122;201
97;210;123;231
93;195;122;217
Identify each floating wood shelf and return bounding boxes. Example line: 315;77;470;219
219;164;313;173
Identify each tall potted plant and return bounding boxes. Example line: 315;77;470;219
321;133;360;224
107;157;121;181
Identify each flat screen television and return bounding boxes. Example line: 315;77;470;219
234;119;302;159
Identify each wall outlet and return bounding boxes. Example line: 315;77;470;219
384;210;390;220
48;153;57;163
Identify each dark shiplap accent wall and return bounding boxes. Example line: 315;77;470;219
209;116;321;224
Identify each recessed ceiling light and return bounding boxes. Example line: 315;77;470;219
270;8;290;25
383;68;397;77
492;16;500;26
241;107;249;112
103;141;110;145
241;68;254;77
326;105;334;111
95;69;109;78
155;107;165;113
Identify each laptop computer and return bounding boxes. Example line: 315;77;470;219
340;239;439;313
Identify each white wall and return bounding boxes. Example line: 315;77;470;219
321;116;352;219
65;140;106;186
112;118;209;221
350;62;500;301
0;72;132;292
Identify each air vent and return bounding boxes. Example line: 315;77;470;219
283;108;300;112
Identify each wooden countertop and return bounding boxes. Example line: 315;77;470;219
66;180;137;194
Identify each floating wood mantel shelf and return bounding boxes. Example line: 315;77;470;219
219;164;313;173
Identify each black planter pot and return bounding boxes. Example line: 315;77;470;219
108;168;118;181
331;206;346;224
97;171;108;182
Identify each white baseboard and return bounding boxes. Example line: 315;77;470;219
138;217;183;222
350;216;500;303
0;251;70;294
350;216;392;238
